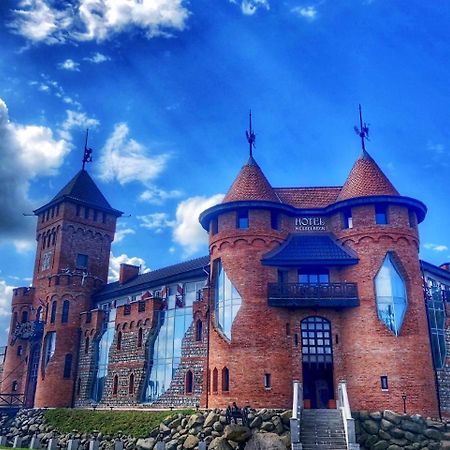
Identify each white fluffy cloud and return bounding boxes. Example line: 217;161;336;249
231;0;270;15
291;6;317;20
108;252;150;283
424;243;448;252
138;213;176;233
59;109;100;141
172;194;224;255
0;98;70;249
58;58;80;71
114;227;136;244
139;187;182;204
83;52;111;64
98;123;170;185
10;0;190;44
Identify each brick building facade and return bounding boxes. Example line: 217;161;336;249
0;144;449;417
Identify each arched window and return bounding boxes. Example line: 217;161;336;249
129;373;135;395
12;380;18;392
117;331;122;350
85;337;90;354
212;368;218;393
17;346;23;357
137;328;143;348
222;367;229;392
50;301;57;324
185;370;193;394
36;306;43;322
113;374;119;395
375;253;407;336
43;331;56;368
63;354;72;378
61;300;70;324
21;310;28;323
195;319;203;342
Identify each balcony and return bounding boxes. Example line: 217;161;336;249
268;282;359;308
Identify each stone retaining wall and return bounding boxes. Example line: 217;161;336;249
354;410;450;450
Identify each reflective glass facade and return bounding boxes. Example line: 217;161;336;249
214;259;242;340
92;307;116;402
426;279;447;369
375;254;407;335
143;281;204;404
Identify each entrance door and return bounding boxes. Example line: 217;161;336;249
301;316;334;409
25;343;41;408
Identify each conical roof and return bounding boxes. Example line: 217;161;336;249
34;169;122;215
337;150;399;201
223;156;280;203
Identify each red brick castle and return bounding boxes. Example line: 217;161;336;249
1;125;449;417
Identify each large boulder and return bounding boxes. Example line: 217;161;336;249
209;437;234;450
244;433;286;450
383;411;402;425
187;415;205;430
136;438;155;450
223;425;252;443
183;435;199;449
204;412;220;429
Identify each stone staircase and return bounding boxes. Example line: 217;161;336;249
300;409;348;449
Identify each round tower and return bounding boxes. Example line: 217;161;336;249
325;149;438;415
200;156;297;408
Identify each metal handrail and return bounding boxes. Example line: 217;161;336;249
290;381;303;450
268;282;358;300
0;393;25;407
337;381;359;450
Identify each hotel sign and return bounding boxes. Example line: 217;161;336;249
295;216;326;231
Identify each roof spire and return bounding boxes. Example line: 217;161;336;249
82;129;93;170
354;104;370;154
245;110;256;158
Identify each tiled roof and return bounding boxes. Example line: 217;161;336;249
223;156;280;203
261;234;358;266
35;169;122;215
275;187;342;208
337;150;399;201
94;256;210;301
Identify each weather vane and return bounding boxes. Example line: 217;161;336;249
245;110;256;158
354;104;370;152
82;129;93;170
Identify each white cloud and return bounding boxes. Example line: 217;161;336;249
98;123;170;185
172;194;224;256
424;243;449;252
114;227;136;243
108;252;150;283
291;6;317;20
138;213;176;233
83;52;111;63
232;0;270;15
0;98;84;249
58;58;80;71
59;109;100;141
30;74;81;108
0;279;14;319
10;0;190;45
139;187;182;204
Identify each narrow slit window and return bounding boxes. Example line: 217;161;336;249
375;204;388;225
237;209;249;229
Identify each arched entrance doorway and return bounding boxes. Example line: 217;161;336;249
25;343;41;407
301;316;334;409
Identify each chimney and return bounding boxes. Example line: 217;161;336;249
440;262;450;272
119;264;140;284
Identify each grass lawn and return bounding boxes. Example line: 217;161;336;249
43;409;194;438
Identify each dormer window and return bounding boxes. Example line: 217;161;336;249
375;204;388;224
237;209;249;229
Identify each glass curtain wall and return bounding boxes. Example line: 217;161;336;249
143;281;204;403
214;259;242;340
92;306;116;402
375;253;407;335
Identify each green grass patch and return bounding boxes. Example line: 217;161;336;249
44;409;194;438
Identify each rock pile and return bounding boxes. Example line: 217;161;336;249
0;409;292;450
354;410;450;450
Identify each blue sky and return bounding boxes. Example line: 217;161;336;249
0;0;449;344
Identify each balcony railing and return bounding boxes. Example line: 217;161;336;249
268;282;359;308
